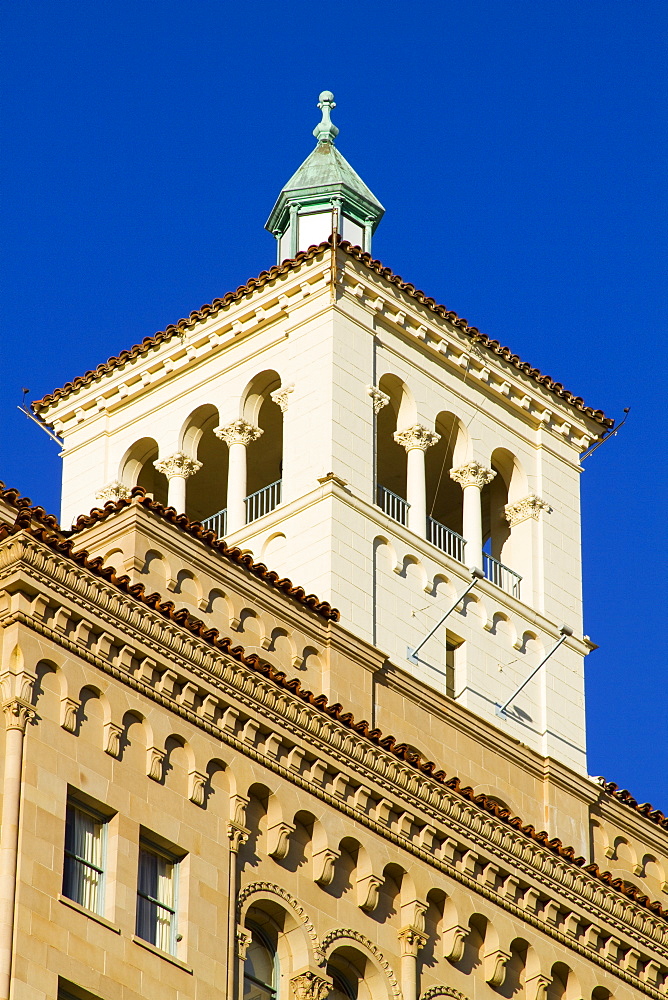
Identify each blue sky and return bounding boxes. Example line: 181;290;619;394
2;2;666;807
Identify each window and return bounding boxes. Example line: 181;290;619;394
63;797;106;915
136;840;179;954
243;924;277;1000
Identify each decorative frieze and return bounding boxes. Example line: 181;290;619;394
393;424;440;452
449;461;496;490
505;494;551;526
270;384;294;412
153;453;202;480
366;384;390;414
214;420;263;448
290;972;331;1000
95;481;131;502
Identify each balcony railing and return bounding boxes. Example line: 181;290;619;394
426;516;466;563
377;485;409;526
245;479;282;524
202;507;227;537
483;552;522;599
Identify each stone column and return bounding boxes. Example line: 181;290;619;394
398;926;427;1000
394;425;440;538
153;453;202;515
0;680;35;1000
505;494;551;605
226;815;248;1000
215;421;263;534
449;461;496;572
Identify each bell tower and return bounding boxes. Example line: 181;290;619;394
35;92;611;776
266;91;384;259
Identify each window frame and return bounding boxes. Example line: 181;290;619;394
62;795;109;917
243;920;279;1000
135;836;181;956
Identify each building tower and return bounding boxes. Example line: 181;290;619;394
39;92;609;774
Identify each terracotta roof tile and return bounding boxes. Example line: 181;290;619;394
597;776;668;830
31;238;613;428
70;486;340;622
1;502;665;921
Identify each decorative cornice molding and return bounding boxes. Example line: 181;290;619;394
270;385;294;412
505;495;552;526
95;481;132;502
153;453;202;480
366;384;390;414
214;420;263;448
393;424;440;452
450;461;496;490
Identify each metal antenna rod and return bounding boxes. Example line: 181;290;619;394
495;624;573;718
407;568;484;665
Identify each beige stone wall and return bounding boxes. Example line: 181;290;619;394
0;521;665;999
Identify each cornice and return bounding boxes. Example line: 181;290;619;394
1;530;666;986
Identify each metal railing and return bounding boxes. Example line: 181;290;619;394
377;485;409;526
245;479;282;524
483;552;522;599
202;507;227;537
426;516;466;563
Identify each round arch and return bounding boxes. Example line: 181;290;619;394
119;437;167;505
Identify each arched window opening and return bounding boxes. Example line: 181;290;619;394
181;405;228;528
375;375;414;526
327;947;372;1000
426;411;467;562
244;921;278;1000
481;448;523;598
243;371;283;524
120;438;168;506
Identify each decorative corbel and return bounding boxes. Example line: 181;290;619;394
526;974;551;1000
103;721;124;758
60;697;80;734
484;948;512;987
313;848;340;886
443;924;469;963
356;873;383;912
267;821;295;860
147;746;166;782
188;770;209;807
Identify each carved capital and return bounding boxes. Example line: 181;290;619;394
2;699;35;733
505;494;551;526
214;419;263;447
484;948;512;987
449;461;496;490
291;972;331;1000
153;453;202;480
227;821;249;853
270;385;294;412
393;424;440;452
366;384;390;414
104;721;124;758
95;481;131;502
237;926;253;959
398;925;427;957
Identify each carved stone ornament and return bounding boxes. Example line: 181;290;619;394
420;989;470;1000
270;384;294;412
2;699;36;733
290;972;331;1000
95;481;131;502
60;697;80;733
393;424;440;452
484;948;512;987
104;721;124;758
449;461;496;490
366;384;390;414
525;974;551;1000
188;770;208;807
356;873;383;912
214;419;263;448
313;848;340;886
146;746;166;782
443;923;469;963
398;925;428;957
227;821;249;853
504;494;551;526
237;926;253;960
268;821;295;860
153;453;202;480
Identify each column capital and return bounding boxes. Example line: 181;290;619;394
366;384;390;414
237;925;253;959
215;420;263;447
153;453;202;480
450;461;496;489
270;385;294;412
505;494;551;525
394;424;440;452
2;699;35;733
227;820;249;853
95;481;132;502
397;925;428;957
290;971;332;1000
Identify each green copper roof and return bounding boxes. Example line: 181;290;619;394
266;91;384;236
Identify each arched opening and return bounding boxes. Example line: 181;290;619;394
242;371;283;523
244;919;279;1000
181;404;228;525
120;438;168;505
425;411;467;561
481;448;524;597
375;375;415;525
327;945;384;1000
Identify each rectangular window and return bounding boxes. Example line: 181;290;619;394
63;799;106;915
136;840;179;954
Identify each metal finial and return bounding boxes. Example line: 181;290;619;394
313;90;339;145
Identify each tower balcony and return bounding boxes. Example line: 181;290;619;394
202;479;283;537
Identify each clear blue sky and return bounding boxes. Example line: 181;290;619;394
2;2;666;808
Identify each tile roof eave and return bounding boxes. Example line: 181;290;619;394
0;502;664;923
31;237;613;429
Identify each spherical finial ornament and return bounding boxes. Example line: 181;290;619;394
313;90;339;145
